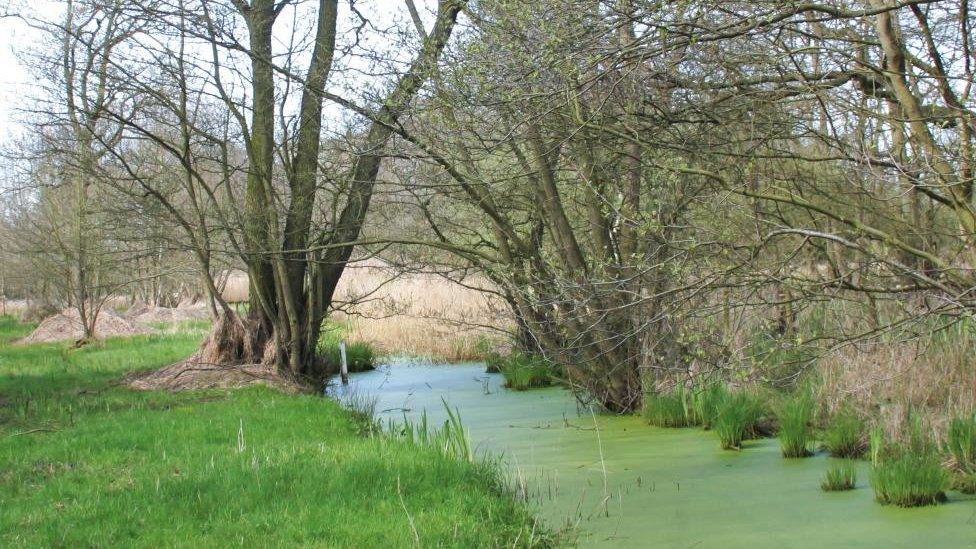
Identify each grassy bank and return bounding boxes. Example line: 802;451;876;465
0;317;546;547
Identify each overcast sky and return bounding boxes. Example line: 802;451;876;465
0;0;436;146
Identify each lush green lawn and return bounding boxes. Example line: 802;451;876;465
0;317;546;547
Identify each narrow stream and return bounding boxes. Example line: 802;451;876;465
335;362;976;547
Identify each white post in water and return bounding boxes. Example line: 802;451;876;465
339;341;349;385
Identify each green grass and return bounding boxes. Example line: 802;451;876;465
496;353;554;391
644;386;697;428
714;392;765;450
821;408;867;458
777;392;814;458
317;324;377;373
871;425;949;507
692;381;728;430
945;415;976;493
0;317;547;547
821;462;857;491
0;315;35;345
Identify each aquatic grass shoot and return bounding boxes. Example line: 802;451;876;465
821;408;867;458
692;381;728;430
778;392;814;458
945;415;976;493
821;462;857;491
497;353;555;391
714;392;765;450
871;422;949;507
644;386;697;428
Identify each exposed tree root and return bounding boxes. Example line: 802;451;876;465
126;357;307;393
127;314;305;393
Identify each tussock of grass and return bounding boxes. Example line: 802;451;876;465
821;408;867;458
644;386;697;428
777;392;814;458
945;415;976;493
714;392;765;450
0;319;548;547
693;382;728;430
821;462;858;491
496;353;555;391
317;325;377;373
871;424;949;507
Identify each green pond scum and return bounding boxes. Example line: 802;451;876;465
344;363;976;548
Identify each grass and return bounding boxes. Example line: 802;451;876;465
317;323;377;373
777;392;814;458
0;316;548;547
821;462;857;491
644;386;697;428
821;408;867;458
496;353;555;391
945;415;976;493
714;392;765;450
644;380;731;429
871;423;949;507
692;381;728;430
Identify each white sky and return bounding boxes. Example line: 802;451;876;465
0;0;438;146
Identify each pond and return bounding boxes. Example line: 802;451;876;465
335;362;976;547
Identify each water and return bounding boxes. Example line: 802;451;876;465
335;362;976;548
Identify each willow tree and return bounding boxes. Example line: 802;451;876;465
32;0;462;379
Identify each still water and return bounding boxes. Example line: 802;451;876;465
336;362;976;548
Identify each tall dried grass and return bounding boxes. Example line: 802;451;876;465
818;336;976;438
331;260;509;362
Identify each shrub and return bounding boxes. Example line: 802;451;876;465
778;392;814;458
498;353;554;391
821;409;867;458
821;462;857;491
644;386;697;428
714;392;765;450
945;415;976;493
871;426;949;507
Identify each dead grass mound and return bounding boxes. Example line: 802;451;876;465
127;357;305;393
19;308;152;344
131;304;210;325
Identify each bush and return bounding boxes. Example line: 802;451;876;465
821;409;867;458
777;392;814;458
871;426;949;507
821;462;857;491
644;386;697;428
497;353;554;391
714;392;765;450
945;415;976;492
